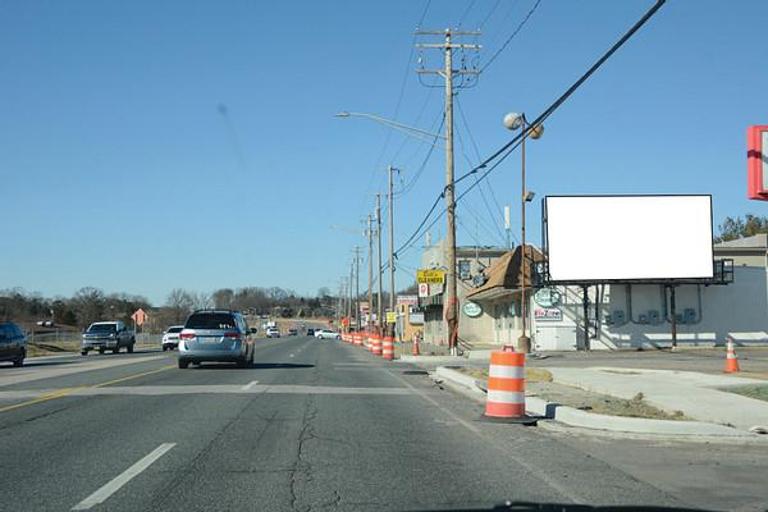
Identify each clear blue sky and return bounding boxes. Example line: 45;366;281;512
1;1;766;305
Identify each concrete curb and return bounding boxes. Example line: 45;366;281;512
433;366;756;438
399;355;465;364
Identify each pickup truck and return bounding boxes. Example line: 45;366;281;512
81;321;135;355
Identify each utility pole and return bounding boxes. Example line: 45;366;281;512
504;205;512;249
376;193;383;334
416;29;480;354
387;165;396;335
366;214;374;333
353;246;362;332
348;260;354;328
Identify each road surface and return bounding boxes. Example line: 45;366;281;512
0;337;765;511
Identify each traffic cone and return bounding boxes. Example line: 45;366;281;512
412;334;420;356
724;338;740;373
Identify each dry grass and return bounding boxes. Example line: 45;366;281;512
724;384;768;403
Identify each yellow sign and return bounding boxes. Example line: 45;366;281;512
417;269;445;284
386;311;397;324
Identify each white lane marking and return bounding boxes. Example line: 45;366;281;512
241;380;259;391
72;443;176;510
386;370;481;434
289;354;295;358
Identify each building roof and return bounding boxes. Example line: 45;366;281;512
714;233;767;249
467;245;544;302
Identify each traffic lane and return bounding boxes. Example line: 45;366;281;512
0;337;691;511
0;334;391;510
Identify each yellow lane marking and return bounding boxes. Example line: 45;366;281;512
0;387;80;414
92;365;175;388
0;364;175;414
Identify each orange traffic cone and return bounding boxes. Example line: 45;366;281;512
412;334;420;356
724;337;740;373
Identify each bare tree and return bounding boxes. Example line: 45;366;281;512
165;288;194;323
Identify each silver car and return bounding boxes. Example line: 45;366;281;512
177;310;254;369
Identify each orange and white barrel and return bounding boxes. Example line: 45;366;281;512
484;346;526;418
382;336;394;360
354;333;362;346
372;334;383;356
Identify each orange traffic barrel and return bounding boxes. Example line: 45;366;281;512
724;337;740;373
372;334;383;356
483;346;535;424
381;336;394;360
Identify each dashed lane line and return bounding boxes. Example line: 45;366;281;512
71;443;176;510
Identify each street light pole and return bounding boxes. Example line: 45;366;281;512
520;116;529;353
504;112;543;354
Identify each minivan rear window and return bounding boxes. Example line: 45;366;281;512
186;313;237;330
167;327;183;333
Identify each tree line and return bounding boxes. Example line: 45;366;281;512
0;285;338;330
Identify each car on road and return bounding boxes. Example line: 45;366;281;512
0;322;27;367
161;325;184;351
177;310;254;369
314;329;341;340
266;327;281;338
287;328;298;336
81;321;135;356
306;328;315;336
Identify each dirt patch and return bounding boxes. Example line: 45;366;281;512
723;384;768;402
456;366;552;383
395;342;451;357
529;382;689;420
455;367;687;420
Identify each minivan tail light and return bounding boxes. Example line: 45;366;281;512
224;332;241;339
180;332;195;340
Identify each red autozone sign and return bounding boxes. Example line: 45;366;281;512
748;125;768;201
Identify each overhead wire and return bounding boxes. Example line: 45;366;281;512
393;0;667;258
480;0;543;74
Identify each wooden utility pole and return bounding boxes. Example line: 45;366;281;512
416;29;480;354
387;166;396;335
366;214;374;332
376;193;383;334
353;246;362;332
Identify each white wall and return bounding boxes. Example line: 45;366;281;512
530;267;768;350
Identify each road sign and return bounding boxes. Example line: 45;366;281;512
386;311;397;324
417;269;445;284
131;308;148;326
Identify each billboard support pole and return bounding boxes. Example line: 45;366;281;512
669;285;678;350
582;285;590;351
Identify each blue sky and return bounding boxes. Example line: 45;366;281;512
1;0;766;305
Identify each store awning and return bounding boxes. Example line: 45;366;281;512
467;245;544;303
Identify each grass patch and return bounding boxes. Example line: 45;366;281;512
724;384;768;402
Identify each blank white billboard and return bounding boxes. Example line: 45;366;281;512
545;195;713;282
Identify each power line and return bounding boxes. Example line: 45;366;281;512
480;0;542;73
394;0;667;258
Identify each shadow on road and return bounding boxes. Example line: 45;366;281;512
416;503;715;512
193;363;314;370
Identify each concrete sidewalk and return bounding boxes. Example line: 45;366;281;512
547;367;768;431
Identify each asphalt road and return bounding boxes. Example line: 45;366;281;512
0;337;765;511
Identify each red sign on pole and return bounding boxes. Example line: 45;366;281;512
747;125;768;201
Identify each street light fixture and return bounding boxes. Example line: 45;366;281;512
504;112;544;354
335;111;446;143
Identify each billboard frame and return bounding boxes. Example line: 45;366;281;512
541;194;718;286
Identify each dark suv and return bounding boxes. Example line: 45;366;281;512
0;322;27;367
177;310;254;369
